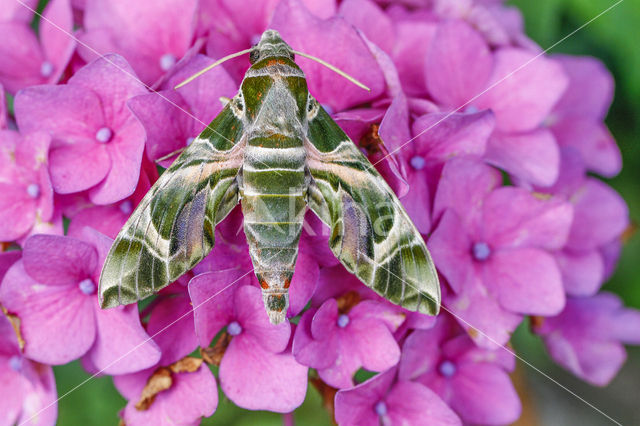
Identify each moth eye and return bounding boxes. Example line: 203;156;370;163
236;98;244;111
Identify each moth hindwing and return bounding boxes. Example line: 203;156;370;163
99;29;441;324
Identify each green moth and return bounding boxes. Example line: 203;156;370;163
99;30;440;324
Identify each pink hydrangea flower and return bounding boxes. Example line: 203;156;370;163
15;54;147;205
113;288;216;425
0;130;60;242
549;55;621;177
0;315;58;426
429;157;572;346
0;230;160;373
0;0;75;94
399;316;521;424
541;153;628;296
189;270;308;412
335;367;461;426
78;0;198;85
533;293;640;386
423;20;568;186
293;297;405;389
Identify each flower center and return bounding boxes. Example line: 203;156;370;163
438;360;457;377
26;183;40;199
410;155;426;170
374;401;387;416
78;278;96;295
9;355;22;372
159;53;177;71
119;200;133;215
337;314;350;328
227;321;242;336
472;242;491;261
95;127;113;143
40;61;54;78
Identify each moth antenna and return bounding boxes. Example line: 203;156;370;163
156;146;186;163
291;50;370;92
174;48;254;89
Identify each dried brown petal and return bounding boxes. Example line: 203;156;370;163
135;367;172;411
169;356;203;374
1;305;25;351
201;332;232;366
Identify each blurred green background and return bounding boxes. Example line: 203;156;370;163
51;0;639;424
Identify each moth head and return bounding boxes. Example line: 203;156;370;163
250;29;295;64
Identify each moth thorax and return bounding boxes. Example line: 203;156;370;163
262;290;289;325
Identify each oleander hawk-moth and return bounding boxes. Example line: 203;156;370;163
99;30;440;324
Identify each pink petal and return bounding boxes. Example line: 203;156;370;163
348;315;402;372
475;48;568;132
556;249;604;296
448;363;521;424
220;335;308;412
411;110;493;161
49;142;111;194
401;170;432;234
292;309;338;369
0;0;37;22
0;251;21;282
432;156;501;230
0;261;96;364
145;293;197;366
67;205;128;240
13;360;58;426
485;129;560;186
566;178;628;251
334;368;395;425
287;252;319;317
398;328;441;381
40;0;76;84
0;23;44;93
68;54;148;125
0;183;36;241
86;304;161;375
427;210;474;294
88;120;145;204
552;117;621;177
81;1;198;84
444;284;522;349
23;234;97;286
485;248;565;315
425;20;493;108
387;381;461;426
311;298;339;340
482;187;573;250
234;285;291;353
553;55;613;120
14;84;103;142
188;270;248;347
338;0;394;53
391;20;437;95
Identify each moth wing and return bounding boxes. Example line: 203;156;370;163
305;105;440;315
99;105;245;308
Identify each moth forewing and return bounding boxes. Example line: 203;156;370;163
98;29;441;325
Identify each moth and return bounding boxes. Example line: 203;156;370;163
99;30;440;324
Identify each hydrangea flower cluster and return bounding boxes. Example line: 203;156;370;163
1;0;638;424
